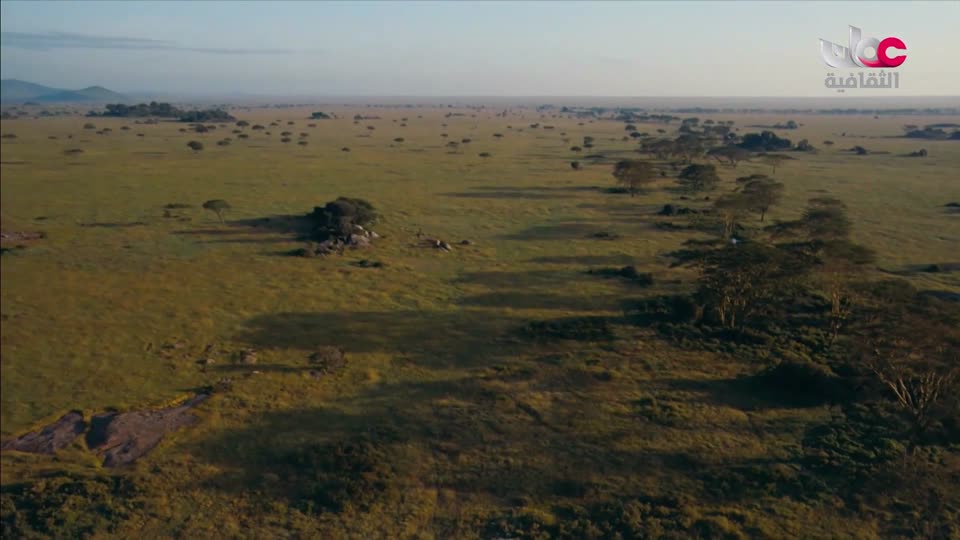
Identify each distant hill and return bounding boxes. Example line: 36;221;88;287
1;79;127;103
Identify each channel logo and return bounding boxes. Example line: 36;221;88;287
819;25;906;69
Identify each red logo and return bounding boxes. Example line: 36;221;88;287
820;26;906;69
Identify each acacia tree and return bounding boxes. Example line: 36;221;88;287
697;243;810;328
677;164;720;193
737;175;784;222
713;192;751;239
759;153;793;174
674;133;704;163
768;197;871;340
707;146;750;167
187;141;204;152
612;159;657;197
642;139;677;160
853;289;960;447
202;199;231;223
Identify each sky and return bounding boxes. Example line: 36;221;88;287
1;0;958;97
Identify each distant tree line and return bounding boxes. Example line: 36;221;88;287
87;102;236;122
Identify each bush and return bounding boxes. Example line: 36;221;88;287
307;197;378;240
308;346;347;374
271;437;398;514
0;474;141;539
752;359;851;406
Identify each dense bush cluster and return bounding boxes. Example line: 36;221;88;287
88;102;235;122
306;197;378;241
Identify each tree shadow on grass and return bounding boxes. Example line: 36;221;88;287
530;254;637;266
189;376;706;510
235;310;523;371
880;262;960;276
439;185;601;200
658;373;848;412
454;269;584;289
457;292;623;312
501;222;618;241
172;214;315;244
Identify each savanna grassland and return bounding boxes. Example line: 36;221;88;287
1;105;959;539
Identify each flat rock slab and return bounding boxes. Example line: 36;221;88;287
85;394;209;467
0;411;86;454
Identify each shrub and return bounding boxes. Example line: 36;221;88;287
752;359;851;406
307;197;378;240
0;474;141;539
308;346;347;374
270;437;398;514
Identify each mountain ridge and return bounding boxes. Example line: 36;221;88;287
1;79;127;103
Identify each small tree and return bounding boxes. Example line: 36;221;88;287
187;141;204;152
612;159;657;197
202;199;231;223
570;161;580;170
760;153;788;173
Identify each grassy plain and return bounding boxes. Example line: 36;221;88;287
1;106;958;538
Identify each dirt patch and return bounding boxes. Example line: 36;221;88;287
0;411;86;454
85;394;209;467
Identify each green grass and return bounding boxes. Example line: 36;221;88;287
2;108;958;537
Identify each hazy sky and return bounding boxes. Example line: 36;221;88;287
1;0;957;97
